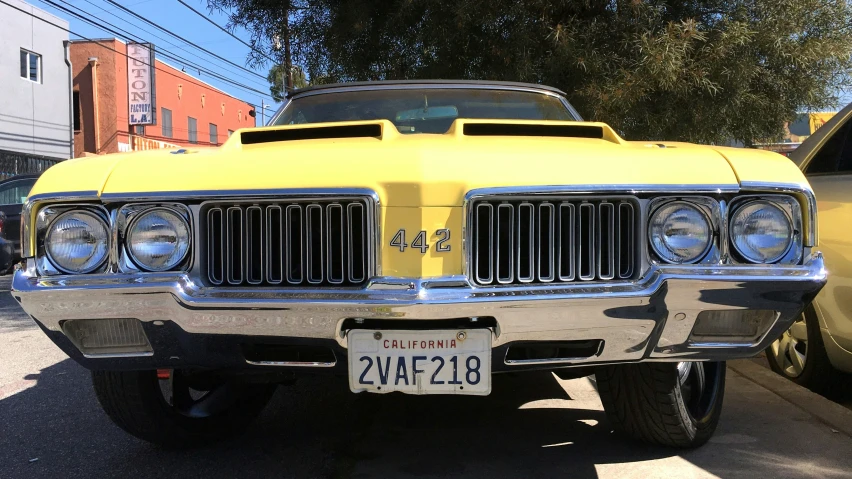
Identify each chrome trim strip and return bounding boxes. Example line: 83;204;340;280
517;203;535;283
597;202;615;280
465;185;740;201
496;204;514;284
244;359;336;368
245;206;264;285
474;203;494;285
537;203;555;282
225;207;243;285
306;204;324;284
326;203;345;285
99;188;381;203
617;202;635;278
285;204;304;284
558;203;576;281
578;203;595;281
265;205;284;284
346;202;366;283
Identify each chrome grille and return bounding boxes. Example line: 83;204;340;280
204;198;373;286
471;198;637;285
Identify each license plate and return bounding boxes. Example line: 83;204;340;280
348;329;491;396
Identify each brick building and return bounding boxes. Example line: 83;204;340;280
69;39;256;156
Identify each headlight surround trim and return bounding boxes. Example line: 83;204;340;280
648;200;715;265
729;198;797;264
43;209;111;274
123;205;192;272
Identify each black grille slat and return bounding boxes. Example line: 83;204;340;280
472;197;637;286
205;199;371;287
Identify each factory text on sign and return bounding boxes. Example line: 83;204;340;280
127;43;156;125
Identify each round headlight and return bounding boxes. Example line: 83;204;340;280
45;210;110;273
730;201;793;263
126;208;190;271
649;201;712;264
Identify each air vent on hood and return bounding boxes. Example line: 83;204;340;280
241;124;382;145
463;123;604;139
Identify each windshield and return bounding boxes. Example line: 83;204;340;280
272;88;577;134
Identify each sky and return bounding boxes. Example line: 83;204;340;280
31;0;281;126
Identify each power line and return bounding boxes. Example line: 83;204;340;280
175;0;279;65
78;0;269;88
0;0;262;109
42;0;270;92
103;0;266;81
32;0;273;100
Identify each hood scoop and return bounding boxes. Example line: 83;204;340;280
463;122;604;139
241;123;383;145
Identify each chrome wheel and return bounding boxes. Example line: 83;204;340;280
677;361;716;420
770;314;808;378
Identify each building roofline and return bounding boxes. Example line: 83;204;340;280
288;80;567;98
4;0;69;27
69;38;256;108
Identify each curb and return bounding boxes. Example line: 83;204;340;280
729;359;852;438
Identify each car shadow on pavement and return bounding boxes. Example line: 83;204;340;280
0;360;674;479
3;359;852;479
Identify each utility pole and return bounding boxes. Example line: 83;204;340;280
283;11;292;92
261;98;265;126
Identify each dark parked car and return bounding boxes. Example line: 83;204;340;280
0;175;38;272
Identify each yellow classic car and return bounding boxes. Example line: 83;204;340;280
767;102;852;392
13;81;825;449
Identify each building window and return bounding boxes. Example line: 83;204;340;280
161;108;173;138
73;91;81;132
20;49;41;83
133;125;145;136
188;117;197;144
228;129;234;137
209;123;218;145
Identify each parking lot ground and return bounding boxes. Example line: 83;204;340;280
2;275;852;479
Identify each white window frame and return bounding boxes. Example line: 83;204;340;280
20;49;42;84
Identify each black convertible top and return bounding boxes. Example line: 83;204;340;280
287;80;567;98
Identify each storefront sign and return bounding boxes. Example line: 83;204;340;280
127;43;156;125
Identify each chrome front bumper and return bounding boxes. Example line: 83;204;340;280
12;254;826;371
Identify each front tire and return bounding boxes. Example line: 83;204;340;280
596;361;726;448
92;369;276;447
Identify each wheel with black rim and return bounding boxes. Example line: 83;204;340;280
596;361;726;448
766;304;838;395
92;369;276;447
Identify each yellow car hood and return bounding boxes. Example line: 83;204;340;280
30;120;807;207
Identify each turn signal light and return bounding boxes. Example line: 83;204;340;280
689;310;777;343
61;318;153;356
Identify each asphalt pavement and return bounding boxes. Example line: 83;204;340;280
2;275;852;479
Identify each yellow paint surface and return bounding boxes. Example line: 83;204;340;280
27;119;815;276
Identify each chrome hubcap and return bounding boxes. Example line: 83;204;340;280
770;313;808;377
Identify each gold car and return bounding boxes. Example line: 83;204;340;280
767;103;852;392
13;81;825;449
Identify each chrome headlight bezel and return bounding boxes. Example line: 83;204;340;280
117;204;193;273
43;208;111;274
647;198;718;265
728;195;802;265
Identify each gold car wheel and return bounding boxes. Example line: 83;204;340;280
770;314;809;378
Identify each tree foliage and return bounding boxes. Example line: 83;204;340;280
267;64;308;102
210;0;852;144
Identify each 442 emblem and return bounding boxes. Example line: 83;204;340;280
390;229;451;253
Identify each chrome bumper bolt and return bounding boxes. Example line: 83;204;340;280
374;332;382;340
457;331;466;341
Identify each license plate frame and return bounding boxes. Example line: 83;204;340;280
348;329;492;396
